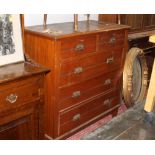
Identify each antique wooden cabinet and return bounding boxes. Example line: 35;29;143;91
0;62;49;140
24;20;129;139
99;14;155;33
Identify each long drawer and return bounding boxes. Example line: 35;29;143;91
58;71;120;110
58;89;120;135
59;46;124;86
60;34;97;59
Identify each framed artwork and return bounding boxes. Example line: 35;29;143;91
0;14;24;66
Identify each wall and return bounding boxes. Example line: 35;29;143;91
24;14;98;26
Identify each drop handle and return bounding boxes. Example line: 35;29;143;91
106;57;114;64
109;36;116;44
103;99;112;106
72;114;81;122
6;94;18;104
74;43;85;51
104;79;111;85
72;91;81;98
74;67;83;74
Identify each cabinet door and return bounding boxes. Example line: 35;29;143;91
120;14;143;33
99;14;144;33
99;14;118;23
0;107;39;140
143;14;155;30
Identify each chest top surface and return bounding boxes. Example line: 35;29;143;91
0;62;49;84
25;20;130;39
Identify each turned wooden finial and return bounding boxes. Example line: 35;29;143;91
43;14;47;29
74;14;78;31
117;14;121;24
87;14;90;23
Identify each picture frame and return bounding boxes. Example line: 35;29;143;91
0;14;24;66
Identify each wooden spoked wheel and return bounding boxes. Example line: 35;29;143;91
123;47;148;107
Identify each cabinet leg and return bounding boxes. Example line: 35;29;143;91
112;108;118;117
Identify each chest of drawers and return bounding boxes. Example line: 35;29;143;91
0;62;49;140
24;20;129;139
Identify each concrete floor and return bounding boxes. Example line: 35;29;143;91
82;102;155;140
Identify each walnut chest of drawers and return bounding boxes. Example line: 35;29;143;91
24;20;129;139
0;62;49;140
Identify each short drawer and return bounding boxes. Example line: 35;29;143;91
58;90;120;135
60;34;97;59
59;46;124;86
98;30;125;46
58;71;120;110
0;76;42;112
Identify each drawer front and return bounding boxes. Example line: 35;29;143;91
58;90;120;135
58;71;120;110
59;46;124;86
60;51;112;76
60;34;97;59
0;76;41;112
98;30;125;47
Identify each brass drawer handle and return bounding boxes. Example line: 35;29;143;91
109;36;116;44
74;44;85;51
72;91;81;98
104;79;111;85
106;57;114;64
6;94;18;104
74;67;83;74
72;113;81;121
103;99;112;106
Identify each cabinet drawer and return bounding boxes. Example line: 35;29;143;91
58;90;120;135
59;46;124;86
0;76;41;112
60;34;97;59
58;71;120;110
60;51;112;76
98;30;125;46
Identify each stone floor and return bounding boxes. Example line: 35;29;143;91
82;102;155;140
